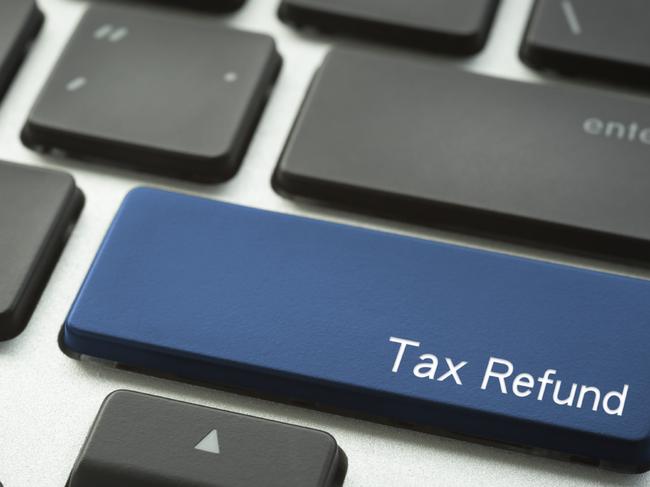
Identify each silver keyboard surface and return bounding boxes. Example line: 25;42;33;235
1;1;648;485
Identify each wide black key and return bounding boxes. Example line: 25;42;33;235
0;161;83;340
68;391;347;487
278;0;499;55
0;0;43;101
22;6;282;182
275;47;650;263
521;0;650;87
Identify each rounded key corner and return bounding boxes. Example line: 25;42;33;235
270;163;324;203
61;315;96;354
199;157;243;183
19;122;37;150
69;183;86;210
25;1;45;37
19;120;59;156
51;170;84;208
58;322;82;358
308;425;340;449
123;186;161;202
270;164;297;197
257;31;282;55
102;389;138;407
0;307;24;342
619;435;650;473
624;427;650;452
518;40;548;71
330;445;349;487
276;1;292;23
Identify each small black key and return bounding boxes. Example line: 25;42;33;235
279;0;499;55
521;0;650;87
0;161;83;340
275;47;650;263
68;391;347;487
0;0;43;101
22;6;282;182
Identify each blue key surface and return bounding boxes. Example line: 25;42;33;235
64;188;650;471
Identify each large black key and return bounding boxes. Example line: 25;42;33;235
22;6;282;182
0;161;83;340
279;0;499;55
521;0;650;87
68;391;347;487
275;47;650;263
0;0;43;101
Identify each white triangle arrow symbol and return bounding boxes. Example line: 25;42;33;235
194;429;220;454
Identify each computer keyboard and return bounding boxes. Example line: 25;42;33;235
2;1;650;486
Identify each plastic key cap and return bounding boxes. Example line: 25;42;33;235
0;161;83;340
68;391;347;487
521;0;650;87
64;188;650;472
274;47;650;264
22;5;281;182
279;0;499;55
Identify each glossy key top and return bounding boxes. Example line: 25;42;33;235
275;47;650;263
279;0;499;55
68;391;347;487
22;5;281;182
522;0;650;87
64;188;650;472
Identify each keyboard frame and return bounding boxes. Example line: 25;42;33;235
1;1;648;486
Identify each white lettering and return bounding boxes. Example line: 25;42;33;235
386;336;630;417
413;354;439;379
641;128;650;145
583;117;603;135
437;358;468;385
389;337;420;373
576;385;601;412
481;357;513;394
583;117;650;147
603;385;629;416
513;373;535;398
552;381;577;407
537;369;556;401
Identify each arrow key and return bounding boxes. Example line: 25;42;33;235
67;391;347;487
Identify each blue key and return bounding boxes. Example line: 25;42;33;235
64;188;650;472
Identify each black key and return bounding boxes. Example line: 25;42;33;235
68;391;347;487
141;0;245;12
22;6;282;183
0;0;43;100
278;0;499;55
274;47;650;263
0;161;83;340
521;0;650;87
